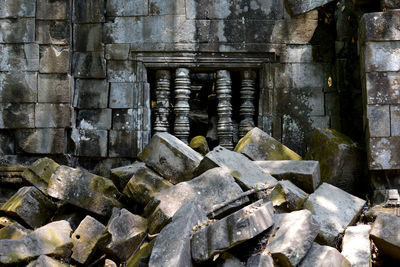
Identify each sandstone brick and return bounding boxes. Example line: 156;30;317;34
0;44;39;71
36;20;69;45
105;44;130;60
0;104;34;129
109;83;136;108
0;72;37;103
112;109;139;131
363;41;400;72
369;137;400;170
285;0;335;16
15;128;65;154
299;243;351;267
72;52;106;78
38;74;70;103
274;63;328;89
109;130;137;158
341;225;371;267
39;45;69;73
360;11;400;41
73;79;108;108
370;212;400;261
0;0;36;18
391;105;400;136
75;129;108;157
35;104;70;128
73;24;103;52
106;0;148;16
77;109;112;130
381;0;400;9
37;0;69;20
367;105;391;137
0;131;14;154
0;18;35;43
73;0;104;23
365;72;400;105
271;18;318;44
107;61;136;82
149;0;185;15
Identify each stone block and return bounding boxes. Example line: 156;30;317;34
15;129;65;154
126;240;155;267
26;255;71;267
71;215;105;264
112;109;139;131
304;183;366;246
366;72;400;105
197;145;277;190
369;137;400;169
106;0;148;16
267;210;319;266
35;104;70;128
146;167;247;234
107;61;136;82
235;127;302;161
73;23;103;52
247;254;274;267
0;186;56;228
367;105;391;137
149;0;185;15
99;208;147;261
0;0;36;18
342;225;371;267
39;45;69;73
138;132;203;184
255;160;321;193
360;10;400;41
285;0;336;16
189;136;209;156
38;74;70;103
363;41;400;72
215;253;244;267
391;105;400;136
73;0;104;23
381;0;400;9
268;180;309;212
305;128;363;193
74;129;108;157
48;165;123;216
0;131;14;154
109;130;137;158
0;18;35;43
0;223;30;240
109;83;136;108
370;212;400;260
22;157;60;194
0;44;39;71
274;63;327;89
149;199;207;267
37;0;69;20
121;161;172;205
72;52;106;78
0;72;37;103
191;201;274;262
105;44;130;60
298;242;351;267
271;17;318;44
73;79;108;108
77;109;111;130
36;20;69;45
0;104;35;129
0;221;72;265
281;44;314;63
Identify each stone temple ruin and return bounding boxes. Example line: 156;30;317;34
0;0;400;266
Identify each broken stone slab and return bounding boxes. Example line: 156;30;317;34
110;161;144;191
26;255;71;267
305;128;363;194
0;216;18;228
71;215;106;265
341;225;371;267
0;220;73;265
138;132;203;184
215;253;245;267
266;209;319;266
247;253;274;267
22;157;60;194
195;146;277;190
47;165;123;217
145;167;248;234
285;0;336;16
99;208;147;261
267;180;308;212
370;212;400;261
191;201;274;263
298;242;351;267
189;136;210;155
149;199;207;267
0;223;31;240
304;183;366;246
104;259;118;267
234;127;302;161
0;186;56;228
255;160;320;193
119;162;173;206
126;239;155;267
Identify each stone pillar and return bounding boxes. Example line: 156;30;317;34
174;68;191;144
239;70;257;138
154;70;171;134
216;70;233;149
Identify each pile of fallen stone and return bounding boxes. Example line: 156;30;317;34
0;128;399;266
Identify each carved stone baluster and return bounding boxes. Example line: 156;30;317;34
154;70;171;134
216;70;233;150
239;70;257;138
174;68;191;144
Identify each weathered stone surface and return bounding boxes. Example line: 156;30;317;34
0;0;36;18
73;79;108;108
363;42;400;72
189;136;209;156
0;18;35;43
255;160;320;193
146;167;247;234
15;129;65;154
109;130;137;158
0;216;18;228
305;128;363;193
370;212;400;260
149;199;207;267
35;104;70;128
215;253;245;267
0;132;13;154
38;74;70;103
285;0;336;16
368;137;400;170
77;109;112;130
192;201;274;262
107;61;136;82
22;157;60;194
72;52;106;78
107;0;148;16
138;132;203;184
121;162;172;205
342;225;371;267
196;146;277;190
112;109;139;131
0;44;39;71
274;62;328;89
73;0;104;23
235;127;302;161
391;105;400;136
99;208;147;261
298;242;351;267
365;72;400;105
0;104;34;129
266;209;319;266
0;220;73;265
0;186;56;228
0;223;30;240
304;183;366;246
272;16;318;44
74;129;108;157
247;254;274;267
48;165;123;216
126;239;155;267
73;23;103;52
0;72;37;103
105;44;130;60
26;255;71;267
104;259;117;267
109;83;136;108
39;45;69;74
268;180;308;212
360;11;400;42
367;105;390;137
381;0;400;9
71;215;105;264
37;0;69;20
36;20;69;45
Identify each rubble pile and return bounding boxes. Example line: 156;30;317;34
0;129;399;266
